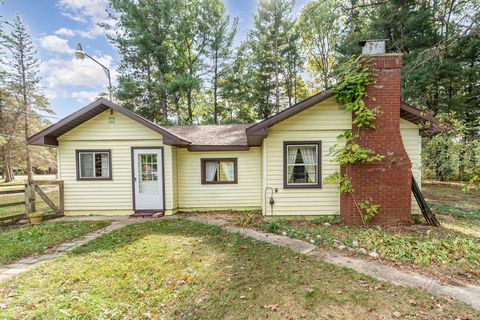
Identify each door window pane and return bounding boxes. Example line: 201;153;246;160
138;153;159;193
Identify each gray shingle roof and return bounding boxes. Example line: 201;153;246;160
160;124;251;146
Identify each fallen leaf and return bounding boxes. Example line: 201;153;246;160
264;304;279;312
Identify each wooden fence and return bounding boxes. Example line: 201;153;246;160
0;180;64;225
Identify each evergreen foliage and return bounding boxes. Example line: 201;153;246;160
0;15;54;182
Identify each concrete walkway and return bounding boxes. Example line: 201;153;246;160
185;216;480;310
0;220;138;282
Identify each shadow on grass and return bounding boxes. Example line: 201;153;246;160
47;219;379;318
69;219;225;256
430;202;480;219
3;219;478;319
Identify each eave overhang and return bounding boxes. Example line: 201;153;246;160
28;98;191;147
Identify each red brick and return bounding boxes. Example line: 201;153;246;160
340;54;412;226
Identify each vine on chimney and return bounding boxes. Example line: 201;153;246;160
324;56;384;224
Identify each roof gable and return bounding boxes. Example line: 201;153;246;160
245;89;438;145
246;90;334;145
59;109;164;141
29;95;438;149
28;98;190;147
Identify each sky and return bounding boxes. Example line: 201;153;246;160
1;0;307;121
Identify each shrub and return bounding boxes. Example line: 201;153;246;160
262;221;283;233
235;211;264;227
313;216;340;225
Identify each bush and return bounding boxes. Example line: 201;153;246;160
235;211;264;227
262;221;283;233
313;216;340;225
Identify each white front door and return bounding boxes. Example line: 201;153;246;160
133;148;164;211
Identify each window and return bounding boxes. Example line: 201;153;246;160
201;158;237;184
138;153;159;194
284;141;321;188
76;150;112;180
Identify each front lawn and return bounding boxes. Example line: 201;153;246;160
237;182;480;286
423;181;480;219
0;220;110;264
423;181;480;238
0;219;477;319
254;218;479;285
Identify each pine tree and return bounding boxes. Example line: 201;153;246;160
7;15;47;183
0;15;13;181
248;0;295;119
207;2;237;124
172;0;226;124
105;0;178;123
281;23;303;106
220;42;256;123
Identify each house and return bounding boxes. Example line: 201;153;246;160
28;49;435;224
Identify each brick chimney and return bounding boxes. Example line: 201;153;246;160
340;41;412;225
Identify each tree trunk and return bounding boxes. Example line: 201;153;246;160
187;90;193;124
18;36;35;212
274;38;280;114
159;70;168;122
2;145;14;182
213;50;219;124
174;96;181;125
19;43;33;184
24;111;33;182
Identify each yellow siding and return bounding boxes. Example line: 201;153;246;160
400;118;422;214
163;145;175;212
58;110;172;215
170;146;179;215
176;148;262;210
263;97;350;216
262;97;422;216
56;100;422;217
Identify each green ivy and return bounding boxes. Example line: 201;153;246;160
358;200;380;223
323;171;354;193
323;55;385;224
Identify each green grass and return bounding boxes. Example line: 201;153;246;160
440;215;480;238
0;219;477;319
0;174;59;218
0;188;59;218
430;202;480;219
255;220;480;284
0;174;56;185
246;182;480;285
422;182;480;238
422;182;480;219
0;220;110;264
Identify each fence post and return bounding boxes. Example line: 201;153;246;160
58;180;64;214
24;182;37;215
30;182;36;214
24;183;30;216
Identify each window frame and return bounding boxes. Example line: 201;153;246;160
75;149;112;181
283;141;322;188
201;158;238;185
